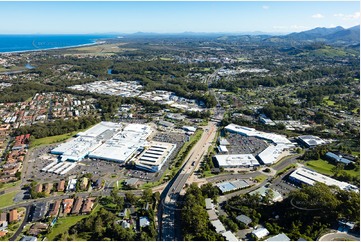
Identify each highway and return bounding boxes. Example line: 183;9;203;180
160;121;219;241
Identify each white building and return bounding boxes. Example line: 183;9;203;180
135;141;176;172
257;144;289;165
252;228;269;239
297;135;326;148
215;154;259;168
225;124;293;146
289;168;358;192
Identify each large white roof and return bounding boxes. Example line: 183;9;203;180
225;124;293;145
290;168;358;192
257;144;289;165
52;122;152;163
77;121;122;138
252;228;269;239
215;154;259;167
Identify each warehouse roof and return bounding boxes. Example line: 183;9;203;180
225;124;293;145
215;154;259;167
289;168;358;192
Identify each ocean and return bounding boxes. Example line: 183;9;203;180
0;34;115;53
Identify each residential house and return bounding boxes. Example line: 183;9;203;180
71;197;84;214
48;200;61;217
57;180;65;192
9;209;18;223
236;214;252;226
62;199;74;215
34;184;43;193
81;197;95;214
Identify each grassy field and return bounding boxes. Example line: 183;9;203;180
322;96;337;107
0;180;20;191
254;174;267;183
0;191;18;208
0;66;25;73
306;159;359;178
30;131;79;148
46;204;101;240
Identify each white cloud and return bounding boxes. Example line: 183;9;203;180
334;12;360;20
312;13;325;19
262;5;270;10
290;25;308;30
272;25;308;31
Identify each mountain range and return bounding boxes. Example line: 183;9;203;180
281;25;360;43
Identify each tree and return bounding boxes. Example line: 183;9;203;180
142;188;153;203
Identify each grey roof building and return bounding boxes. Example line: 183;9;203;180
236;214;252;225
205;198;214;210
21;236;37;241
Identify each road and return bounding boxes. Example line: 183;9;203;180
0;187;143;211
318;232;360;241
160;121;219;241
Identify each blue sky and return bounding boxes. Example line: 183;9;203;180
0;1;359;34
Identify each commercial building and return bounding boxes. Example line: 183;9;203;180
225;123;294;165
249;185;283;202
257;144;289;165
325;152;353;165
51;122;123;162
135;141;176;172
297;135;326;148
215;154;259;168
216;180;250;194
89;124;152;163
217;145;228;154
289;168;359;192
225;124;293;146
66;179;77;192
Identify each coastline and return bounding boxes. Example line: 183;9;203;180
0;40;106;55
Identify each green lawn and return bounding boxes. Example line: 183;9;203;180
322;96;337;107
306;159;335;176
254;174;267;183
306;159;359;178
202;170;215;178
46;204;101;240
0;191;18;208
30;131;79;148
0;181;20;191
